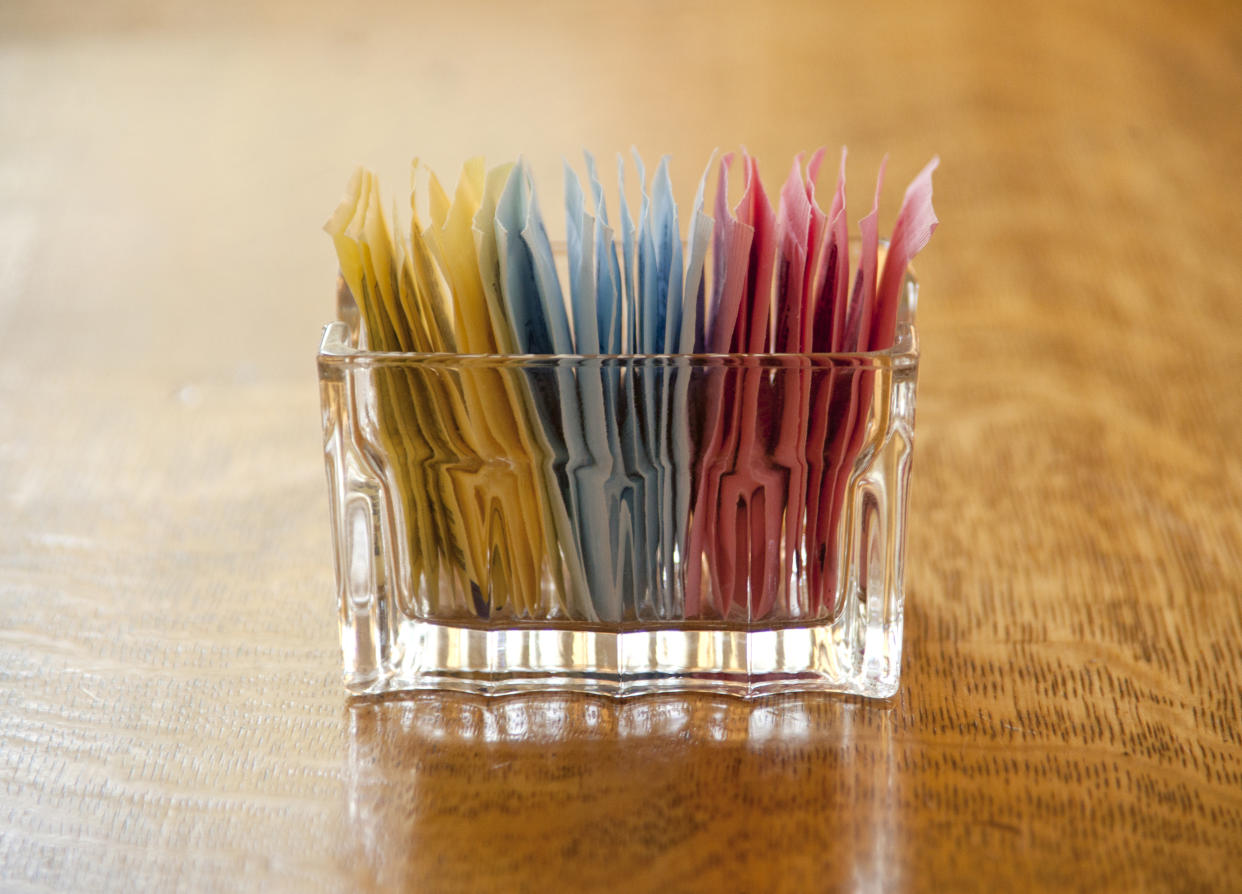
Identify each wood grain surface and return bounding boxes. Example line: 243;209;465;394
2;0;1241;891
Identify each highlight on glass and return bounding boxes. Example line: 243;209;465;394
318;148;937;698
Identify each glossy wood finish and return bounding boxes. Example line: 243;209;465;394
2;1;1240;890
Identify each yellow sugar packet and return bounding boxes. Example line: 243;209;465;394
420;160;556;614
325;171;437;607
412;161;539;613
327;171;479;613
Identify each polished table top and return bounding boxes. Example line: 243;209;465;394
2;1;1241;890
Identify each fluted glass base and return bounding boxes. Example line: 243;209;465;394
344;618;901;699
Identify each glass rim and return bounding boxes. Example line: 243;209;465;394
317;320;919;368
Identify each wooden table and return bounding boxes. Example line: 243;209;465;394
3;1;1240;890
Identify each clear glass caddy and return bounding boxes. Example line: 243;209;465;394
318;270;919;698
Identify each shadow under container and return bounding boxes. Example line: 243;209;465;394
318;272;920;698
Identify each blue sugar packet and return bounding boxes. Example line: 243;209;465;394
585;152;652;614
521;161;629;621
494;161;596;619
495;162;556;355
653;158;685;356
581;152;622;354
563;161;636;620
615;155;658;616
622;153;668;616
564;164;598;353
648;156;684;613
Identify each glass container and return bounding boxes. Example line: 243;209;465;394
318;270;919;698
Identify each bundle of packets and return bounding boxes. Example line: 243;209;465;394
325;148;937;624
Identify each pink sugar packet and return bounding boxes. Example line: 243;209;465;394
871;156;939;350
